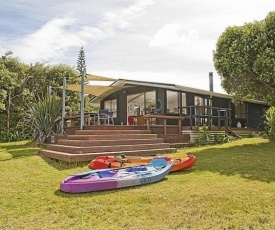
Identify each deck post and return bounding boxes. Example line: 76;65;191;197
163;119;167;135
178;119;182;134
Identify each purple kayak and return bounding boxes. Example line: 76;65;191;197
60;159;173;193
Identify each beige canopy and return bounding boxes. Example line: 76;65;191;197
64;84;130;102
76;74;117;82
85;74;117;81
66;84;124;96
62;74;130;102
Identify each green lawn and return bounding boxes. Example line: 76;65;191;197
1;138;275;229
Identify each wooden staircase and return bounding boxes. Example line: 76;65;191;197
39;126;177;163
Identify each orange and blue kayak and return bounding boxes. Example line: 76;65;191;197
88;154;196;172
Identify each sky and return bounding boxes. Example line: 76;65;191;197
1;0;275;94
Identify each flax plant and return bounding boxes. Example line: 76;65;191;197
24;95;62;144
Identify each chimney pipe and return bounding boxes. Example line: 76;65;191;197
209;72;213;92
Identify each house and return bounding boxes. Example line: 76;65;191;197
43;76;268;162
92;78;268;130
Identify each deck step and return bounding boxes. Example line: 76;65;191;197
84;125;147;130
46;143;171;154
42;126;180;162
75;129;152;135
39;148;177;163
66;134;158;140
170;142;195;148
58;138;164;146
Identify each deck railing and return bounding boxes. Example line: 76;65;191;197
182;106;231;130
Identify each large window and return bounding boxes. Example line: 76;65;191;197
127;91;156;116
127;93;144;116
182;93;186;114
167;90;178;114
167;91;186;115
194;96;210;125
235;102;246;118
145;91;156;114
104;99;117;117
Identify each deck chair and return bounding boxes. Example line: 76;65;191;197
98;109;109;125
108;111;114;125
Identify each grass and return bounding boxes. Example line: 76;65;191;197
1;138;275;229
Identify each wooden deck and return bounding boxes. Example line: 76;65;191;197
39;125;182;163
39;124;263;163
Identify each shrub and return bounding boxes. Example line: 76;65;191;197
0;129;29;142
196;126;234;145
265;106;275;141
196;126;211;145
24;96;62;144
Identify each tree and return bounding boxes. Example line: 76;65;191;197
265;107;275;141
0;51;29;136
213;11;275;105
77;46;87;129
0;51;81;141
45;64;80;114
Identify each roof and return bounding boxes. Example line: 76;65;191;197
65;84;130;99
112;78;267;105
64;73;267;105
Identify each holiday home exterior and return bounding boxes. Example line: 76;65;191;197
93;78;268;131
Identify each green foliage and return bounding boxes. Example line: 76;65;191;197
24;96;62;144
196;126;233;145
45;63;80;114
213;11;275;104
0;51;30;136
0;51;80;141
0;129;28;142
85;96;99;112
197;125;212;145
264;106;275;141
212;133;233;144
77;46;86;75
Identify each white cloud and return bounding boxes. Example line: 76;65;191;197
10;15;83;62
6;0;154;63
149;23;198;47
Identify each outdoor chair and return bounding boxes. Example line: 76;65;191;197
128;116;134;125
98;109;109;125
108;111;114;125
98;109;114;125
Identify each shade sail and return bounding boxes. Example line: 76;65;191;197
90;86;130;103
78;74;117;82
65;84;129;98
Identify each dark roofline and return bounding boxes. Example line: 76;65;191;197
111;78;267;105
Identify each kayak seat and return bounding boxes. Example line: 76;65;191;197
126;166;147;172
98;170;118;178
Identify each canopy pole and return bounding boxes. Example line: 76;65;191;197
61;77;66;134
80;70;85;130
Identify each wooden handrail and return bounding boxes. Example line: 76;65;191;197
142;114;185;134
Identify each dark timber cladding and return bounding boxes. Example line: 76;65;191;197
99;78;268;129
